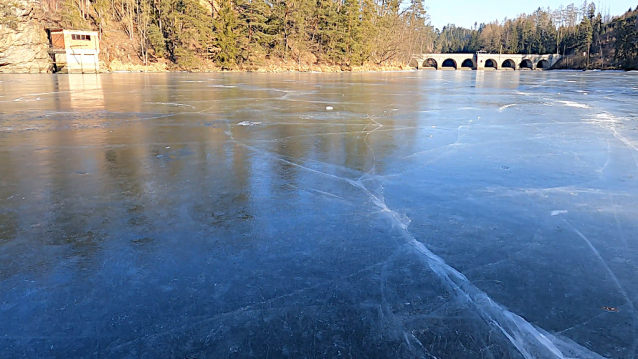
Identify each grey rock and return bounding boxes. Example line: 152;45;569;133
0;0;52;73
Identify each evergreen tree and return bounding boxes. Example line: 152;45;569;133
287;0;313;66
359;0;378;61
576;16;593;56
236;0;272;57
213;0;240;69
315;0;341;62
406;0;430;55
148;23;167;57
340;0;363;65
504;22;519;53
150;0;212;67
614;9;638;69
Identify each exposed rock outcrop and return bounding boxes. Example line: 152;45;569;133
0;0;51;73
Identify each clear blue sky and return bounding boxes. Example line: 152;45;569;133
427;0;637;29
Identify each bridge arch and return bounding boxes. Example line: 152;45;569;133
537;59;550;69
408;58;419;68
485;59;497;69
520;59;533;69
423;58;438;69
442;58;457;69
461;59;474;69
501;59;516;70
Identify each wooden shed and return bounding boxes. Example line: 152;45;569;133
47;29;100;73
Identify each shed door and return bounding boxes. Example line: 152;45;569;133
50;33;65;49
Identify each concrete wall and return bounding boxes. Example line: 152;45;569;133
60;50;99;73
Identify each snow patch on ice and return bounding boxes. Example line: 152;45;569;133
551;210;568;216
146;102;195;109
557;101;590;109
499;104;517;112
11;97;41;102
595;113;622;122
237;121;261;126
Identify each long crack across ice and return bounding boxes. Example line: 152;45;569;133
225;115;606;359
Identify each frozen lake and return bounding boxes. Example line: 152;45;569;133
1;71;638;358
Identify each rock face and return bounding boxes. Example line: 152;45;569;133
0;0;52;73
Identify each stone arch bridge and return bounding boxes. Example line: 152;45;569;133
409;53;561;70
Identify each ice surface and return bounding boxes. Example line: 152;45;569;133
1;71;638;358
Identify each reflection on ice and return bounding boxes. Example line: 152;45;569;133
1;71;638;358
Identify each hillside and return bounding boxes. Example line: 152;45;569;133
1;0;427;73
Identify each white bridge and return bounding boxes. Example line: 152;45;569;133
409;53;562;70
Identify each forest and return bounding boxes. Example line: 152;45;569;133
433;2;638;69
37;0;432;69
11;0;638;70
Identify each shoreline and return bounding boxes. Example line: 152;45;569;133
57;68;638;74
2;67;635;75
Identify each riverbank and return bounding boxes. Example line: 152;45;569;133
103;59;412;73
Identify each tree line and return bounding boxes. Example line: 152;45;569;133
22;0;638;70
47;0;432;69
611;6;638;69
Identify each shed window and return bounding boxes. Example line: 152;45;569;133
72;34;91;41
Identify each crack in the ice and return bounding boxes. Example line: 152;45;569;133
462;220;548;278
234;127;362;185
479;186;613;199
555;302;632;335
354;118;604;359
404;331;440;358
586;112;638;169
401;126;466;160
563;219;638;358
102;260;390;353
224;116;605;358
379;243;411;344
305;188;348;201
249;126;414;143
597;139;612;178
598;194;638;359
359;115;383;180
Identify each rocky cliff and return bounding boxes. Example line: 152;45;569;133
0;0;51;73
